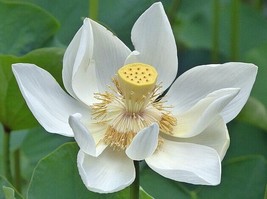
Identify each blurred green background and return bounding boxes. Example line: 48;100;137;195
0;0;267;198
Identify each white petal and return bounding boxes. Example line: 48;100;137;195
126;123;159;160
90;20;131;92
12;63;89;137
131;2;178;91
72;59;99;105
77;149;135;193
166;62;257;122
86;122;109;145
166;116;229;160
146;140;221;185
69;113;107;157
172;88;239;138
124;50;140;65
62;18;94;99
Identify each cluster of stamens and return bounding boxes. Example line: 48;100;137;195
91;63;177;150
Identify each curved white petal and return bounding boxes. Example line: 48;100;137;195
165;116;229;160
124;50;140;65
90;20;131;92
72;59;99;105
12;63;89;137
126;123;159;160
131;2;178;91
171;88;239;138
69;113;107;157
146;140;221;185
166;62;257;122
63;18;94;98
77;149;135;193
86;122;109;146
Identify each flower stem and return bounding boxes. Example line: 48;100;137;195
89;0;98;20
130;161;140;199
230;0;240;61
212;0;220;62
3;126;12;183
14;149;21;192
168;0;180;26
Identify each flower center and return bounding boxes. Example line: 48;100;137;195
117;63;158;113
91;63;176;150
117;63;158;102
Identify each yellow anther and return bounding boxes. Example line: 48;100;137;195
117;63;158;103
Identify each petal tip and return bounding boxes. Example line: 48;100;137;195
151;1;164;9
69;113;82;122
83;17;92;27
12;63;35;72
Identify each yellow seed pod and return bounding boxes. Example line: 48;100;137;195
117;63;158;102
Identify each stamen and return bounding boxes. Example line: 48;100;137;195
104;126;136;150
159;114;177;134
155;136;165;152
91;92;114;119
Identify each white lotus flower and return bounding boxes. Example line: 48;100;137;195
12;2;257;194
